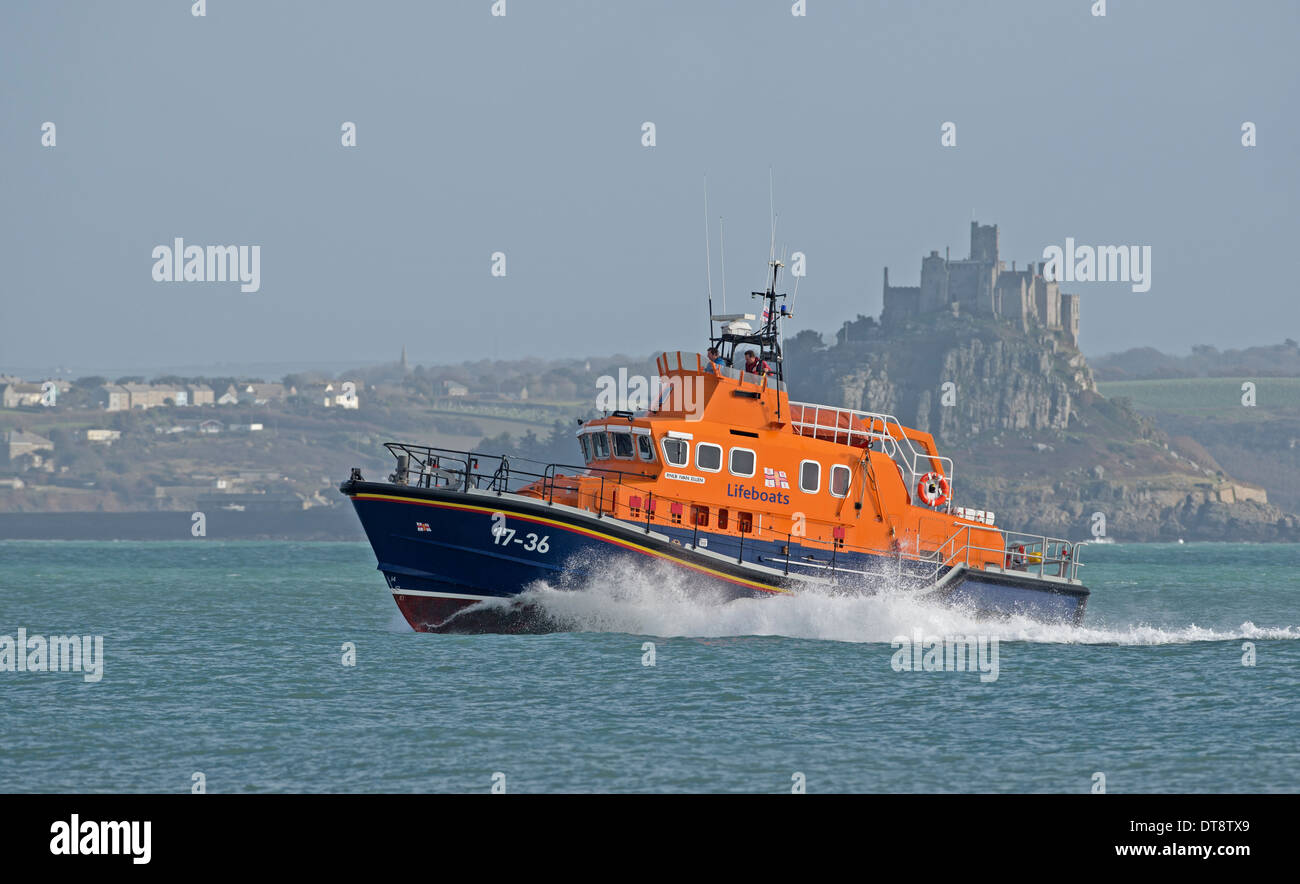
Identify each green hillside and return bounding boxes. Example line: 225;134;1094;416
1098;378;1300;419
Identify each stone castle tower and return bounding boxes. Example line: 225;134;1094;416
882;221;1080;347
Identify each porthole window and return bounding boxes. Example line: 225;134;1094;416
696;443;723;473
729;447;756;477
661;437;689;467
830;464;851;498
799;460;820;494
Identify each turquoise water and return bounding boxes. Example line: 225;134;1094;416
0;540;1296;793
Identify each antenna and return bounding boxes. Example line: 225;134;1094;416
704;176;714;341
719;216;727;311
768;167;776;265
788;238;802;314
703;176;713;302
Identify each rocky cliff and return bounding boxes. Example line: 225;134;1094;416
784;314;1300;543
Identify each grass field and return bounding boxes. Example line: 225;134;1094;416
1098;378;1300;418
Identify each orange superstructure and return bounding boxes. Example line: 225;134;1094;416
524;349;1006;570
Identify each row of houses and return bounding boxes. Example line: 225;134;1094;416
1;382;48;408
99;383;216;410
217;382;360;409
1;378;360;412
127;381;359;410
0;378;73;408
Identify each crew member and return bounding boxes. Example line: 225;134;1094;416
743;350;770;376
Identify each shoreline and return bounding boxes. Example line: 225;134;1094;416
0;509;364;542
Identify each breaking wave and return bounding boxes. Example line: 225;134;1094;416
475;555;1300;646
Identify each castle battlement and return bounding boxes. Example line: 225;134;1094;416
882;221;1080;347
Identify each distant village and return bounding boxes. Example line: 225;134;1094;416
0;377;358;475
0;347;606;514
0;377;361;412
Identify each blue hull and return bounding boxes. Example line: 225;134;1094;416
342;480;1088;632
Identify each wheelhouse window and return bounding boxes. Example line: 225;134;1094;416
661;437;689;467
592;432;611;460
830;464;851;498
610;431;634;460
696;442;722;473
799;460;820;494
636;434;656;462
729;447;756;477
579;435;592;463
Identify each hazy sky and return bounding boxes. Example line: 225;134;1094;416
2;0;1297;377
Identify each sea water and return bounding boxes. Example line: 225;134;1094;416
0;541;1295;793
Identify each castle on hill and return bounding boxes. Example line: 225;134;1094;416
882;221;1080;348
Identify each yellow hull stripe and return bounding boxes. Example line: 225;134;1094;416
351;491;789;595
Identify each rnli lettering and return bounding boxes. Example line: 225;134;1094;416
726;483;790;506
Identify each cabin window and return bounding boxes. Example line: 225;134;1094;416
717;508;729;530
696;442;723;472
593;432;611;460
661;437;689;467
729;447;756;477
830;464;851;498
738;512;753;534
579;435;592;463
610;431;635;460
799;460;820;494
693;506;709;527
636;434;656;462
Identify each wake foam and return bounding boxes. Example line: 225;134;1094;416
493;556;1299;645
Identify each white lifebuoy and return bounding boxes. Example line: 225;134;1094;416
917;471;950;507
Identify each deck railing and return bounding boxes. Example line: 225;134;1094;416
786;401;954;509
920;523;1085;583
373;442;1081;582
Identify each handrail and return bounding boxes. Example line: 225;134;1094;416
787;400;955;511
917;523;1085;583
382;442;649;498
